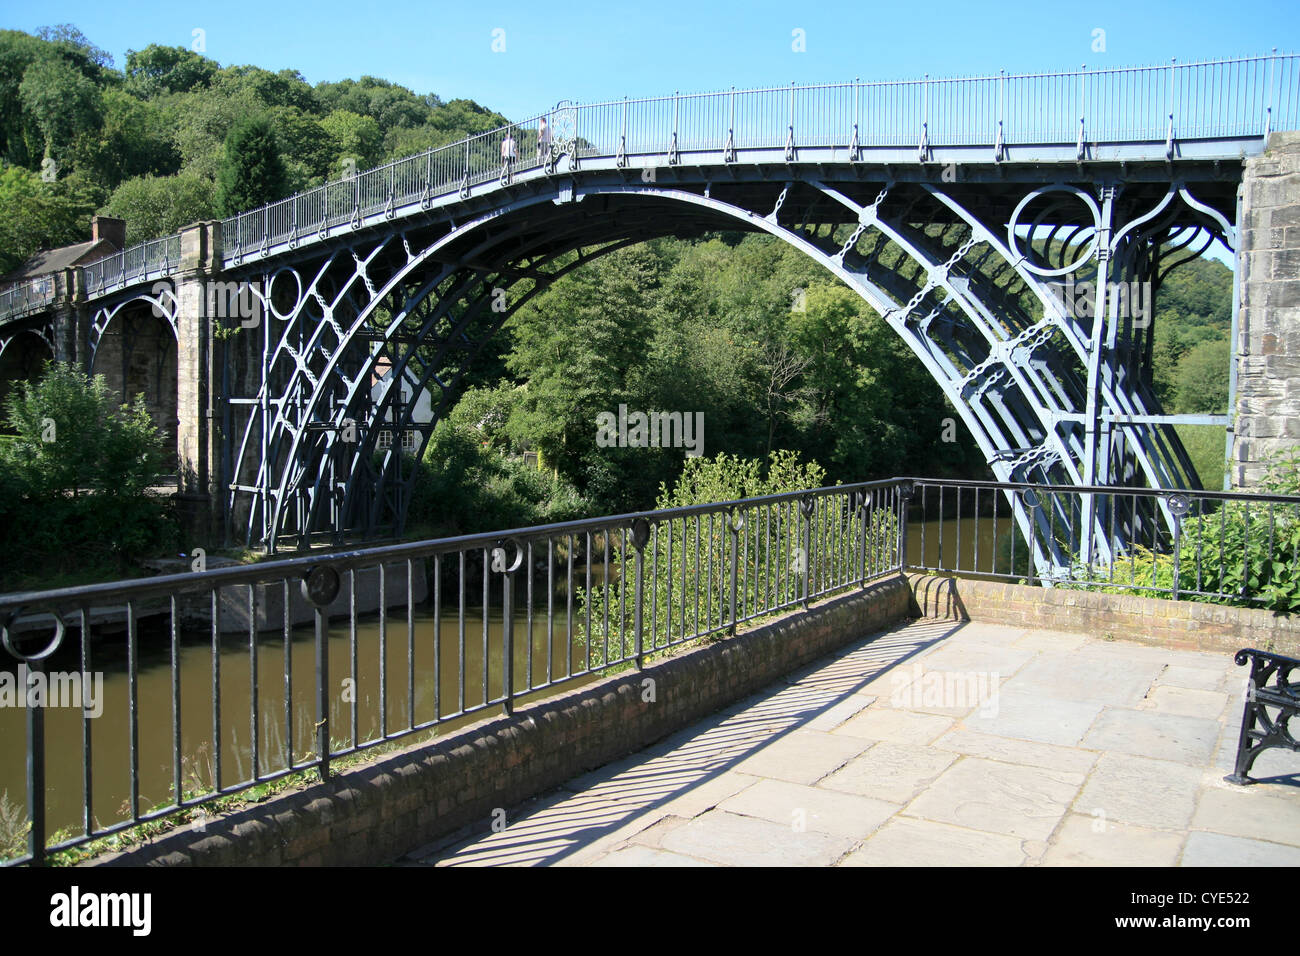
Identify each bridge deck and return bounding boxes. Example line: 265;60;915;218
405;618;1300;866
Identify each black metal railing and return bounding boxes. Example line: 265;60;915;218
0;478;905;864
3;474;1297;865
905;477;1300;607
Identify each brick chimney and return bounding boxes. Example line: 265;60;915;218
91;215;126;250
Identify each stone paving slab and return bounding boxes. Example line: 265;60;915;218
819;741;957;803
903;757;1085;840
974;688;1104;746
658;809;854;866
717;778;898;841
408;616;1300;868
1080;708;1220;764
1138;684;1229;719
1181;831;1300;866
1010;653;1165;708
730;729;870;784
932;728;1099;774
1040;813;1185;867
832;708;955;745
839;816;1029;866
1071;752;1203;830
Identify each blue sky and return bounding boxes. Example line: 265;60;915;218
1;0;1296;122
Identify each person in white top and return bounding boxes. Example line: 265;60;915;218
537;116;551;163
501;132;517;173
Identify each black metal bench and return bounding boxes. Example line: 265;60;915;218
1226;648;1300;785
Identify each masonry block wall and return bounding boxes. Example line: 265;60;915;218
90;308;178;469
1233;129;1300;487
908;573;1300;658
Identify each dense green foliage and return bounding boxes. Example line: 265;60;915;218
1069;447;1300;612
0;25;507;260
0;362;174;585
214;115;288;215
406;386;592;537
573;450;901;669
479;237;987;518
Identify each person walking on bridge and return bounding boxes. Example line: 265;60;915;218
537;116;551;164
501;130;517;176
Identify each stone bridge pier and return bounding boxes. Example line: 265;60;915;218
1233;130;1300;485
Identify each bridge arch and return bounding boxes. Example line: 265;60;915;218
0;325;55;428
88;287;181;469
223;168;1233;562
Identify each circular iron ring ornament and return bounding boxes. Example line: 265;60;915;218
1019;487;1042;510
1006;185;1102;278
550;102;578;160
1;607;66;662
268;267;305;323
729;509;746;533
302;565;342;607
1167;493;1191;519
799;497;817;518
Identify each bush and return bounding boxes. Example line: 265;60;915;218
1060;446;1300;613
575;450;899;669
407;416;591;537
0;362;175;584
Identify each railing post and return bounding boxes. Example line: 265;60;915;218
1078;62;1087;159
502;559;514;714
1265;47;1278;138
898;481;913;572
1168;494;1189;601
631;518;650;668
1167;57;1177;158
727;509;742;635
302;566;339;781
800;497;814;606
855;490;869;586
26;658;45;864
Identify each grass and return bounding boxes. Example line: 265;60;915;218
38;729;443;867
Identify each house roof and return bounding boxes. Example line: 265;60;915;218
1;239;121;283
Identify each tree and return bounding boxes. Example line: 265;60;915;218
214;114;288;216
1173;337;1231;414
319;109;382;171
0;362;172;578
0;165;100;274
69;88;180;187
34;24;113;70
19;52;103;161
102;170;216;241
123;44;217;97
0;30;44;168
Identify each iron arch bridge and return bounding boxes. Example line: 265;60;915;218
1;54;1295;561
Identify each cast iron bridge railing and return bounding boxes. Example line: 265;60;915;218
0;52;1295;322
2;476;1298;864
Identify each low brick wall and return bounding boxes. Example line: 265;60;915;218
909;573;1300;657
92;575;911;867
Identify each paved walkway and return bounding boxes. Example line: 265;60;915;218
405;618;1300;866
